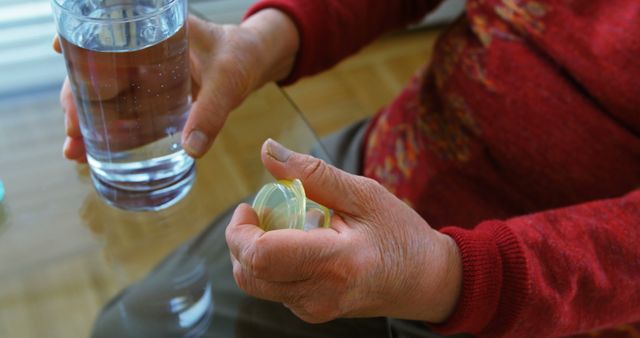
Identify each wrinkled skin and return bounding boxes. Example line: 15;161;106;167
226;140;461;324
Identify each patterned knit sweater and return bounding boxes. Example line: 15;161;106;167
247;1;640;337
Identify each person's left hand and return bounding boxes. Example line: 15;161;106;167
53;11;300;162
225;139;462;324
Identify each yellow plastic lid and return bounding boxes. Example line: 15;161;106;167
252;179;331;231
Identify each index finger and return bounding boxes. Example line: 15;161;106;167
226;204;343;282
225;203;266;272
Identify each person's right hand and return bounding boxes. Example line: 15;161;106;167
226;139;463;323
54;10;300;162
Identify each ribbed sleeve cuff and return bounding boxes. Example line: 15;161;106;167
432;221;530;337
245;1;318;86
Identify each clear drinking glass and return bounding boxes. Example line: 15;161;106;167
51;0;195;211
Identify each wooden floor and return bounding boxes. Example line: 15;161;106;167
286;27;441;136
0;27;442;338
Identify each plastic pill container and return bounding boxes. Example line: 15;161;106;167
252;179;331;231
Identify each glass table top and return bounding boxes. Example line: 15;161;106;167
0;81;388;337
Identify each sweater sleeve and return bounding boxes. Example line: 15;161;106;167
245;0;442;85
434;189;640;337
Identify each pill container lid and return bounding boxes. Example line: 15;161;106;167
252;179;330;231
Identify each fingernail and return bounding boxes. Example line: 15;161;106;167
266;138;293;162
304;209;325;231
185;130;209;156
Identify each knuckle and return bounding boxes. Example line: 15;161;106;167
351;177;386;211
215;54;239;75
300;302;338;324
300;157;327;182
286;284;341;324
224;224;233;243
248;244;270;279
282;288;309;309
361;176;386;193
236;243;255;272
215;54;252;98
232;264;248;290
208;23;226;40
283;289;306;309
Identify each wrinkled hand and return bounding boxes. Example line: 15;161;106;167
225;139;462;324
54;10;299;162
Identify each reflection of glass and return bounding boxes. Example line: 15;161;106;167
51;0;194;211
91;200;394;338
80;178;212;284
118;257;213;337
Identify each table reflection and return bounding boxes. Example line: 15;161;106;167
90;202;391;338
79;174;213;283
0;84;330;337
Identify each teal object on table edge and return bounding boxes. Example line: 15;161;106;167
0;180;4;203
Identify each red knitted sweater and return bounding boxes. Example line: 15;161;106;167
246;1;640;337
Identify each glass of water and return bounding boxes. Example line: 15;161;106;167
51;0;195;211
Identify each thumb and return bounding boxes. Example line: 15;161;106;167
182;63;251;158
182;80;229;158
260;138;379;214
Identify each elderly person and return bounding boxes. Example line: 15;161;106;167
58;0;640;337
